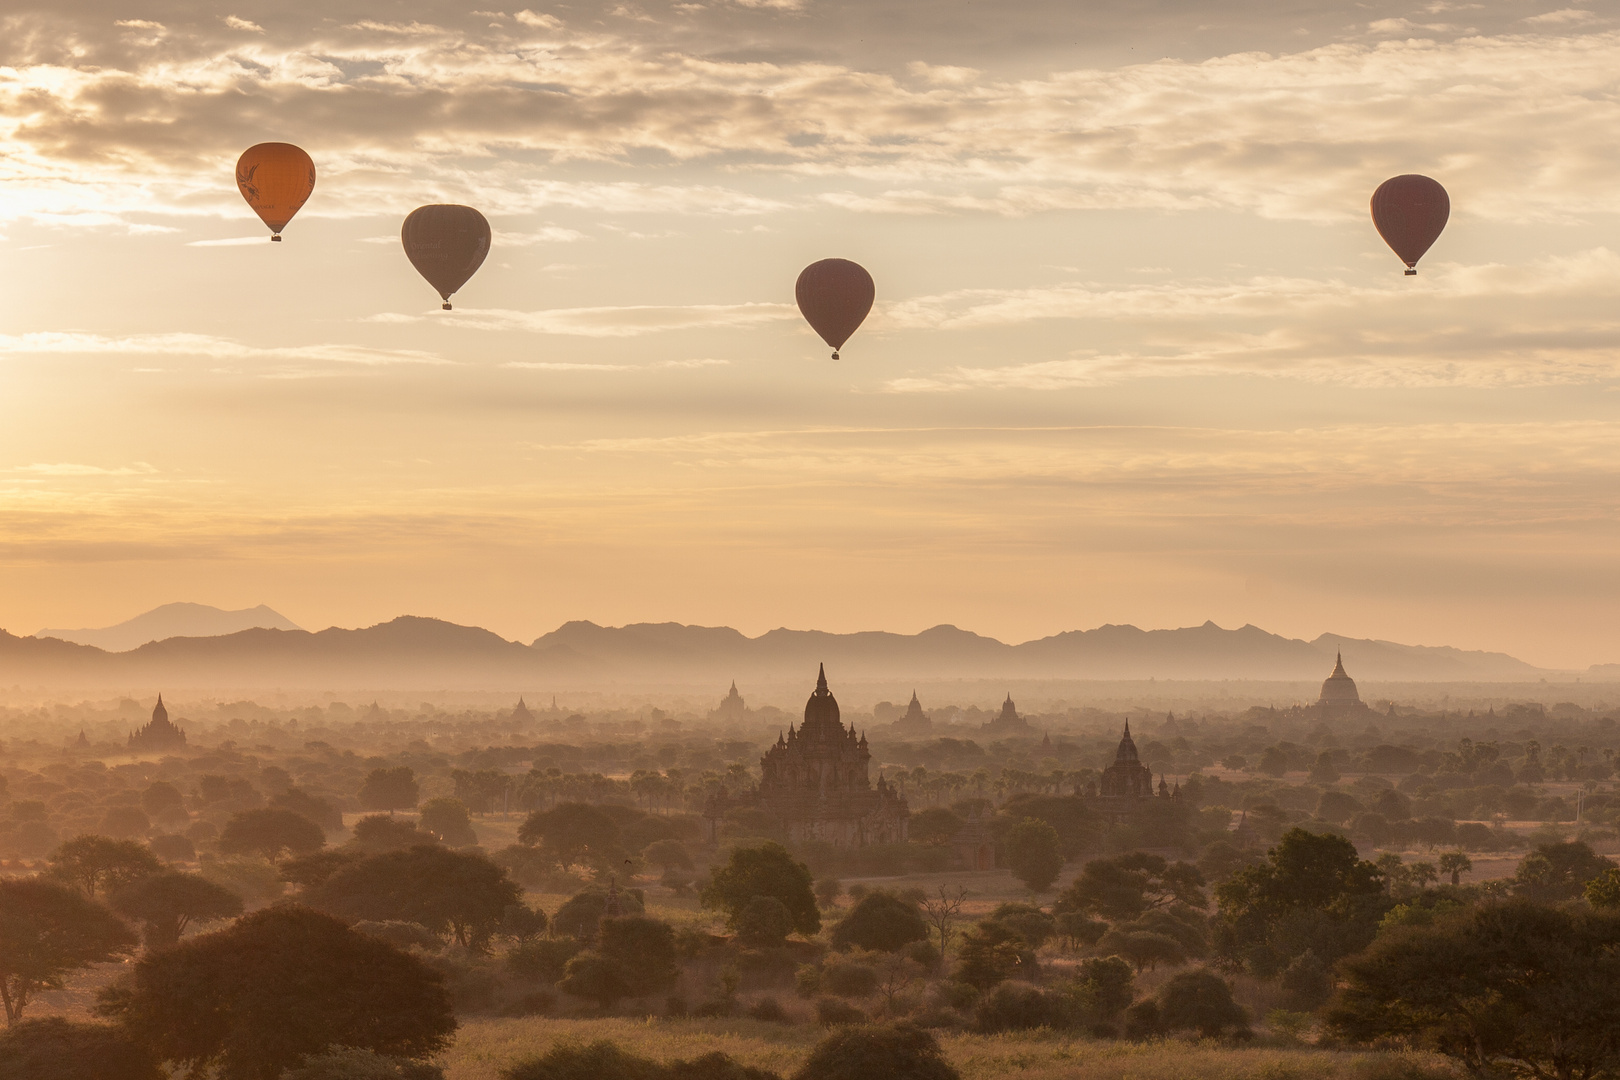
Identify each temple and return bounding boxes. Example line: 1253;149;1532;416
1317;652;1367;718
982;692;1033;735
128;695;186;751
1089;721;1180;821
891;691;933;736
706;665;909;846
711;681;749;722
511;697;534;723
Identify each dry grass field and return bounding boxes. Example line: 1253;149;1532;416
440;1017;1458;1080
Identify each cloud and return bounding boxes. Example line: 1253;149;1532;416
0;332;450;367
223;15;265;32
10;463;158;477
1524;9;1599;26
186;236;278;247
407;302;795;336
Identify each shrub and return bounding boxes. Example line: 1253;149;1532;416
832;892;929;953
973;983;1073;1032
1157;968;1249;1038
737;896;795;947
354;920;444;951
1280;949;1333;1011
281;1047;446;1079
815;997;867;1026
793;1023;960;1080
748;996;789;1022
821;959;879;998
0;1017;162;1080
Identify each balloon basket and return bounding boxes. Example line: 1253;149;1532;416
270;235;282;242
1404;269;1416;276
442;302;452;310
831;351;840;360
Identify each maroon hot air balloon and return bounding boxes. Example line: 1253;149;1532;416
1370;175;1449;275
796;258;874;359
402;204;491;309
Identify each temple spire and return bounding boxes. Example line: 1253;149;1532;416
817;663;827;690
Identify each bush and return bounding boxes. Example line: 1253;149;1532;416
502;1041;772;1080
1280;949;1333;1011
973;983;1073;1032
0;1017;162;1080
793;1022;960;1080
737;896;794;947
815;997;867;1026
987;903;1055;949
748;996;789;1022
1158;968;1249;1038
1123;999;1162;1039
821;959;879;998
553;887;645;940
831;892;929;953
282;1047;446;1079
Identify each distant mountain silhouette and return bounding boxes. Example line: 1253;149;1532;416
0;614;1562;689
37;602;301;653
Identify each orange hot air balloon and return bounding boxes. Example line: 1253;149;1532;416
1370;174;1449;275
796;258;874;359
235;143;316;241
401;205;491;310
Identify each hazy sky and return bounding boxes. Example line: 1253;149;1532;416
3;0;1620;666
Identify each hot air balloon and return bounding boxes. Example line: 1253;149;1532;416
796;258;874;359
1371;175;1449;275
235;143;316;241
401;205;491;310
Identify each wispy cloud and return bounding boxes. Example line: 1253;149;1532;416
393;303;795;337
0;332;450;367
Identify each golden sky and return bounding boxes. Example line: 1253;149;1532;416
3;1;1620;667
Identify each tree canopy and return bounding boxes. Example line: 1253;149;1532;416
99;905;455;1080
47;835;161;898
518;802;625;871
110;871;243;950
305;845;522;948
1056;851;1206;921
1329;901;1620;1080
1004;817;1065;892
217;808;326;861
0;1017;162;1080
418;798;478;847
359;767;420;813
1511;841;1614;902
831;892;929;953
792;1023;960;1080
0;878;136;1023
702;842;819;937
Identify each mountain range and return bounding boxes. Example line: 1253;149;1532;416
0;607;1578;690
36;602;301;653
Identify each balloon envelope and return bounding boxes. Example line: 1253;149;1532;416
1370;174;1449;274
401;205;491;309
796;259;874;358
235;143;316;240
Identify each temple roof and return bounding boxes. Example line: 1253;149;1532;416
1113;721;1141;764
801;663;843;737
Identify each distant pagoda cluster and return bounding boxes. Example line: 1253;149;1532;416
128;694;186;751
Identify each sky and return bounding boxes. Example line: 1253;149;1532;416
3;0;1620;667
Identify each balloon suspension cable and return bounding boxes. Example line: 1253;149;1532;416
831;350;840;360
1404;269;1416;276
443;302;453;310
271;234;282;242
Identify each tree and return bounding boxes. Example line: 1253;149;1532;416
560;915;679;1005
417;798;478;848
644;838;694;872
0;878;136;1023
1098;929;1186;973
1438;850;1473;887
552;886;646;940
793;1022;960;1080
359;767;419;814
1004;817;1064;892
217;808;325;861
518;802;625;870
1068;955;1134;1025
306;846;523;949
1512;840;1614;902
47;835;161;898
831;892;929;953
559;952;632;1009
736;896;794;947
1214;828;1387;974
269;787;343;832
1329;901;1620;1080
0;1017;162;1080
140;782;186;820
909;808;965;845
920;885;967;963
99;905;455;1080
702;842;819;936
1585;867;1620;909
1057;851;1206;921
352;814;432;852
1158;969;1249;1038
505;1040;776;1080
952;920;1029;991
110;871;243;949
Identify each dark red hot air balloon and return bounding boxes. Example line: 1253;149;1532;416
1370;175;1449;275
401;204;491;309
796;258;874;359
